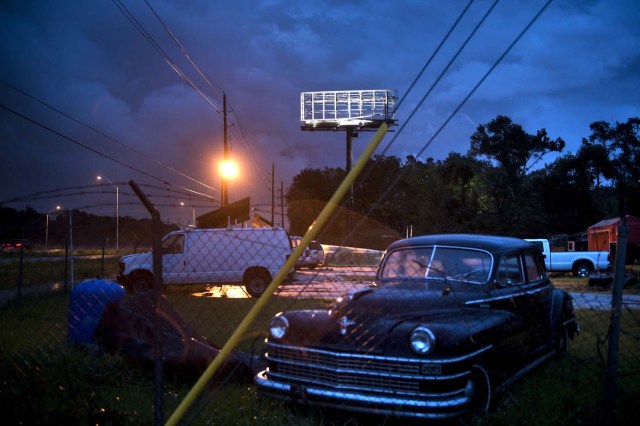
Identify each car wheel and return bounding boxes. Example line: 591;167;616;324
244;270;270;297
464;365;492;418
130;273;152;294
555;327;570;360
572;261;592;277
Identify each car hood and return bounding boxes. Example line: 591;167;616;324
273;282;518;355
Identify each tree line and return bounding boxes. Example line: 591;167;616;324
2;115;638;251
0;207;177;250
286;115;640;249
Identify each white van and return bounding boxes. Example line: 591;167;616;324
117;227;293;297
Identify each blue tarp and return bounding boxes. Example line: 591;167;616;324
67;279;125;344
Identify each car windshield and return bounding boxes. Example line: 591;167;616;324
379;246;492;284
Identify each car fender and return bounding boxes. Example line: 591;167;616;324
384;308;523;355
551;288;578;337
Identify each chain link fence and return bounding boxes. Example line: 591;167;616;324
1;194;639;425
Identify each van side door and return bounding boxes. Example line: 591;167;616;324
187;230;229;284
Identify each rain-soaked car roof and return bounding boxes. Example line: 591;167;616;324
386;234;532;253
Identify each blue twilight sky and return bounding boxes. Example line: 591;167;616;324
1;0;638;224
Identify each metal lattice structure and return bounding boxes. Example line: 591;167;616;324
300;89;397;130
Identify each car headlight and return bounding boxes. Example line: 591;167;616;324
269;314;289;340
410;326;436;355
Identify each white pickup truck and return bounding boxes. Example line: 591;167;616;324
526;238;610;277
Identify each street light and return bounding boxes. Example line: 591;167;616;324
45;205;61;247
97;175;119;252
219;158;238;208
180;202;196;226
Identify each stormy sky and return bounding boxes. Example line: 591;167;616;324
1;0;638;224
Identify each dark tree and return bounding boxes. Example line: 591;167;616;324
353;155;405;231
586;117;640;216
285;167;344;237
468;115;565;231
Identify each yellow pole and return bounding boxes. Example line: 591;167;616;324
166;123;388;425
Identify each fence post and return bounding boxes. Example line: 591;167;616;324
16;244;24;300
129;180;164;426
601;216;628;425
64;239;69;294
101;238;106;278
69;211;74;289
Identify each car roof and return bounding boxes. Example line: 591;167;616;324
386;234;531;253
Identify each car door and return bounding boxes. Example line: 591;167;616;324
490;250;553;356
519;249;553;349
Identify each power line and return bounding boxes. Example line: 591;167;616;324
351;0;555;240
142;0;225;97
0;79;218;194
139;0;272;186
0;103;218;201
112;0;223;114
342;0;482;204
394;0;475;113
380;0;500;157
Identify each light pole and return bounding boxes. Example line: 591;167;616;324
45;205;61;247
97;175;119;252
219;158;238;208
180;202;196;226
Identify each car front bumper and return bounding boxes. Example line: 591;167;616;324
255;369;471;419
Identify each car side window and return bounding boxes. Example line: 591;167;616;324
496;253;524;286
523;251;545;282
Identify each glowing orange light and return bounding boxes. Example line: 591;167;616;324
219;159;239;179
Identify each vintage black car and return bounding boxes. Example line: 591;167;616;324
255;234;580;420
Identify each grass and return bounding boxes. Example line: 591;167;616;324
0;254;120;290
1;250;639;424
1;290;639;425
474;309;640;425
550;267;640;294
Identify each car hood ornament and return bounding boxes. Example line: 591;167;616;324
338;316;356;335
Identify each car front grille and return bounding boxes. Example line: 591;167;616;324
267;342;484;396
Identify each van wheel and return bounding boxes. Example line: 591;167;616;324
130;274;152;294
244;270;270;297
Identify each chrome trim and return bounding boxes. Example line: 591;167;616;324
265;343;491;399
267;370;468;398
270;357;470;382
255;370;470;419
267;341;492;365
465;284;550;305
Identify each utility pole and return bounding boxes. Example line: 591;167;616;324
271;163;275;225
280;180;284;229
221;93;229;208
346;127;357;233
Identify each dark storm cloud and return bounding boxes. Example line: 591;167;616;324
1;0;638;221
